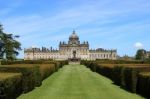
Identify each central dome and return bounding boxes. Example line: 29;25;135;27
69;30;79;39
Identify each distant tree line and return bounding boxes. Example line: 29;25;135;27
0;23;21;60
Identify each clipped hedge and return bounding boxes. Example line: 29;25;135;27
112;66;124;85
1;60;44;65
95;59;149;64
1;60;69;65
0;65;42;93
81;60;96;70
99;64;150;93
81;60;150;93
120;66;150;93
12;61;67;81
40;60;68;74
96;64;114;79
137;72;150;98
0;60;68;99
0;73;22;99
39;64;56;80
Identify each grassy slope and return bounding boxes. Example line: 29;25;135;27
18;65;144;99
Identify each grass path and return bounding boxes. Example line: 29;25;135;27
18;65;144;99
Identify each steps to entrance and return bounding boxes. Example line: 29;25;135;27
68;61;80;65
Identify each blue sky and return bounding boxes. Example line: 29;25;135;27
0;0;150;58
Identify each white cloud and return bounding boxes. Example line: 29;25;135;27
134;42;143;49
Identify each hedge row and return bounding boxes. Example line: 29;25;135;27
0;60;68;99
81;60;150;98
1;60;44;65
0;73;22;99
39;64;56;80
0;65;42;93
137;72;150;98
95;59;150;64
113;66;150;92
1;60;66;65
94;64;114;79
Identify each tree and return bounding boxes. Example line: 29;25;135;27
135;49;146;60
0;24;5;59
0;24;21;60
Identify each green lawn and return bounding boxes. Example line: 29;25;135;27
18;65;144;99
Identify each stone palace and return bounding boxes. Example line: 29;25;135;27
24;31;117;60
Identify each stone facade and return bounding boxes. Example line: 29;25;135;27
146;51;150;59
24;31;117;60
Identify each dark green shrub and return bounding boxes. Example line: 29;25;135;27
96;64;114;79
39;64;56;80
80;60;95;68
1;60;69;65
137;72;150;98
1;60;43;65
89;62;97;72
82;60;150;93
0;65;42;93
0;73;22;99
39;60;68;80
95;59;143;64
0;60;68;99
122;66;150;93
112;66;123;85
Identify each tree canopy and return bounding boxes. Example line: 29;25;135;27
0;23;21;60
135;49;146;60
